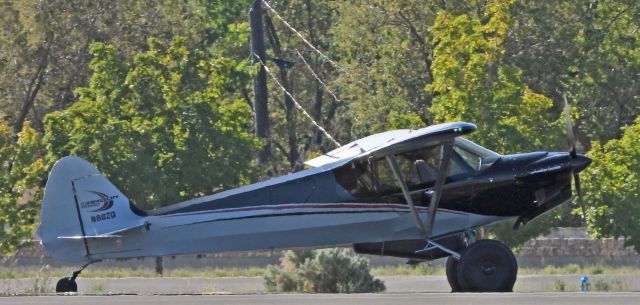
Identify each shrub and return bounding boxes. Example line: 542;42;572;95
264;248;385;293
593;279;628;292
553;279;566;292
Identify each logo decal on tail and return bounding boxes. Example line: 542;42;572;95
80;191;118;212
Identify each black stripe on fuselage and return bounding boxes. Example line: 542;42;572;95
164;209;411;229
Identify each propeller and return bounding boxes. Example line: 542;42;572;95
563;94;587;221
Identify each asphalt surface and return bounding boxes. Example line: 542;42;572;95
2;275;640;304
3;293;640;305
3;274;640;294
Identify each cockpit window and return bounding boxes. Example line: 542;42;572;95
454;145;482;171
454;138;500;171
333;138;500;199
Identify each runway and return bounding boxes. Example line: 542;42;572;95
3;274;640;295
2;293;640;305
1;275;639;304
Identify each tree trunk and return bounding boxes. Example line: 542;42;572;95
313;84;324;150
155;256;164;276
13;33;53;134
264;13;299;170
281;69;299;169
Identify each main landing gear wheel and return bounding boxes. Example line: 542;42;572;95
445;256;462;292
456;239;518;292
55;277;78;293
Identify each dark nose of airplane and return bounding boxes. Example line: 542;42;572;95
570;154;591;173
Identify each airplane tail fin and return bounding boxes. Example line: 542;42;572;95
36;156;147;262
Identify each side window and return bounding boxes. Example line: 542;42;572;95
400;145;441;188
448;152;474;177
403;145;473;184
454;146;482;171
333;142;476;197
333;160;400;197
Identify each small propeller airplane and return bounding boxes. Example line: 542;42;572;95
37;118;590;293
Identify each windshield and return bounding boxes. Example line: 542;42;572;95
453;138;500;171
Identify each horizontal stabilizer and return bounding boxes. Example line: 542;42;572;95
57;222;149;240
58;235;122;239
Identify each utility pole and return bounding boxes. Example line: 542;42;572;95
250;0;270;163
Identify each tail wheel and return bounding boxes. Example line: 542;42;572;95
56;277;78;293
456;239;517;292
445;255;462;292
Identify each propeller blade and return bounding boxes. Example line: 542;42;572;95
573;172;587;221
563;94;577;158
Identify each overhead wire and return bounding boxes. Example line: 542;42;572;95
262;0;369;92
261;0;342;73
257;0;346;148
253;53;341;147
295;50;341;104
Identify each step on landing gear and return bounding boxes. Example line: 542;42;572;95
56;261;95;294
445;239;518;292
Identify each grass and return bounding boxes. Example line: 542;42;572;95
553;279;567;292
0;264;637;279
0;266;269;279
519;264;640;275
592;279;629;292
89;283;106;293
24;265;52;295
371;264;444;276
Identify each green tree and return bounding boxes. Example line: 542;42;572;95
504;0;640;149
582;117;640;250
0;120;45;255
43;37;259;209
0;0;251;133
425;0;573;245
331;0;444;137
427;0;563;154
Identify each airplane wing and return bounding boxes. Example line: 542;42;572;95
305;122;476;167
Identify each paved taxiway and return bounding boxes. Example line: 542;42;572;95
2;293;640;305
4;274;640;294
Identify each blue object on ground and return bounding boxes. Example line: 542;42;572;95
580;275;590;292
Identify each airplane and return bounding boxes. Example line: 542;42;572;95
36;121;591;293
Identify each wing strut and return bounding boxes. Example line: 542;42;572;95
425;140;454;238
386;155;427;237
385;139;455;239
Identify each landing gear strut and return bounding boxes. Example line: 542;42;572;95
56;261;95;293
445;239;517;292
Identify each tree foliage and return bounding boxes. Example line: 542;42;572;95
582;118;640;250
43;38;259;209
428;0;562;154
0;0;251;133
0;120;45;255
504;0;640;148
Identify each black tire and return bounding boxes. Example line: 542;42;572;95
456;239;517;292
56;277;78;293
446;255;462;292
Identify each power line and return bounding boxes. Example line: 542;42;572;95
261;0;342;73
253;53;341;147
295;50;341;104
262;0;368;90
